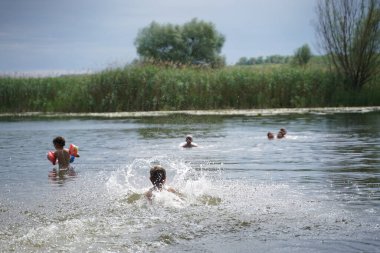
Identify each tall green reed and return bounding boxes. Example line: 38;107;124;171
1;64;379;113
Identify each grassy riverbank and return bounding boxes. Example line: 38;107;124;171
1;64;379;113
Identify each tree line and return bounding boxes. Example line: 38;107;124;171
236;44;312;67
236;55;293;65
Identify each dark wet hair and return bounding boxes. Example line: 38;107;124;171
53;136;66;148
150;165;167;189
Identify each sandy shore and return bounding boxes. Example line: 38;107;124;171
1;106;380;118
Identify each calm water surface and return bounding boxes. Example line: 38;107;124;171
0;112;379;252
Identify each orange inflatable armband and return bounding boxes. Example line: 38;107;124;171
47;151;56;165
69;144;80;157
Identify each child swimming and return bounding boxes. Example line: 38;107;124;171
145;165;176;201
277;128;287;139
267;128;287;139
267;132;275;140
181;135;198;148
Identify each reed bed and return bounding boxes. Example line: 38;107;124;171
1;64;379;113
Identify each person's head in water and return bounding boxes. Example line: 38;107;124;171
53;136;66;149
267;132;274;140
186;135;193;144
279;128;287;136
149;165;167;189
182;135;198;148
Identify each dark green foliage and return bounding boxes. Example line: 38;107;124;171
1;64;379;113
293;44;312;66
134;18;225;67
0;75;90;113
236;55;292;65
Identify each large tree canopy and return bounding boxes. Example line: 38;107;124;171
134;19;225;67
315;0;380;90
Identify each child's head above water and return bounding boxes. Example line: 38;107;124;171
277;131;284;139
150;165;167;189
185;135;193;143
53;136;66;149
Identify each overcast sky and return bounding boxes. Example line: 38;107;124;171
0;0;319;74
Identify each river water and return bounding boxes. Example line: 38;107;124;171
0;110;379;252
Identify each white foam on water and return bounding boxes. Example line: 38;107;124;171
1;156;379;253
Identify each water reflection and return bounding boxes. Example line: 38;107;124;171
315;113;380;205
48;174;78;186
135;114;225;125
137;114;226;139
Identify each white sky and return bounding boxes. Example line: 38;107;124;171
0;0;319;74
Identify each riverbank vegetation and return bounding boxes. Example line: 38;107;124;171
1;60;379;113
2;1;379;114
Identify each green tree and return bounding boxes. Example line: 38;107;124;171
247;57;256;65
267;55;287;64
256;56;264;64
134;18;225;67
134;22;183;63
236;57;249;65
315;0;380;90
293;44;312;66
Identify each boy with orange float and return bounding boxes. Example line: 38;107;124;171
47;136;79;177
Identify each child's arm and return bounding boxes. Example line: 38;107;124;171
145;190;153;203
167;187;176;193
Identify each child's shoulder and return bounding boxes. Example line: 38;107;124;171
54;148;70;156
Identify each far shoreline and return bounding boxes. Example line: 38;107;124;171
1;106;380;119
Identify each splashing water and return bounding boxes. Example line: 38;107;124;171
1;155;378;253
